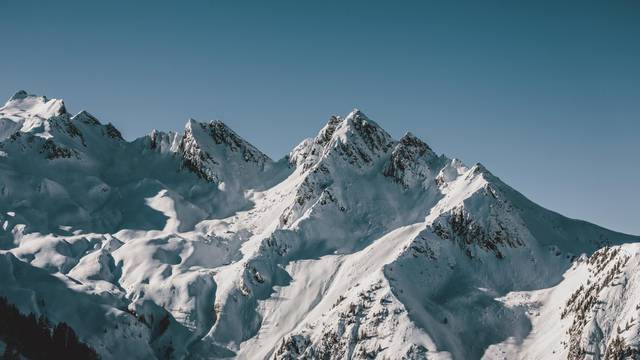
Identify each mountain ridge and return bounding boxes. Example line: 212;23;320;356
0;91;638;360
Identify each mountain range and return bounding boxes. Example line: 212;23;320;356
0;91;638;360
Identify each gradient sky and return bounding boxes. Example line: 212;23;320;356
1;0;638;235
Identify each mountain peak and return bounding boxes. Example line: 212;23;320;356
9;90;30;101
290;109;394;171
341;108;387;138
384;131;437;188
184;118;198;130
344;108;372;125
400;131;416;140
178;117;272;184
398;132;431;151
210;119;227;127
0;91;67;139
346;107;363;117
2;90;67;118
335;109;393;161
72;110;101;125
471;162;491;175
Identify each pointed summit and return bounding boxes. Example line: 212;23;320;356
341;108;388;137
72;110;101;125
346;108;363;118
290;109;394;171
178;118;271;185
398;132;433;152
384;132;437;188
343;108;383;129
288;115;341;170
317;115;342;144
333;108;394;165
184;118;199;130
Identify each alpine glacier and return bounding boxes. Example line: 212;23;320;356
0;91;638;360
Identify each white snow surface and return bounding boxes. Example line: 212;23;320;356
0;92;638;360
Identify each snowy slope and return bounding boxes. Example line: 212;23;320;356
0;91;638;360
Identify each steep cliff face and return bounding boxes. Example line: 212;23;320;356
176;119;272;186
0;92;638;360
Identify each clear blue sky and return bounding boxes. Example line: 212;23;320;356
1;0;638;235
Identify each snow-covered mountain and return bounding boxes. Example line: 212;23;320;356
0;91;638;360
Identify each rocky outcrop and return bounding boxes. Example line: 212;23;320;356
177;119;271;184
383;132;437;189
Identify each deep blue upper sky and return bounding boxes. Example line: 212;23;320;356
1;0;638;235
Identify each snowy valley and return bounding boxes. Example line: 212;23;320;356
0;91;639;360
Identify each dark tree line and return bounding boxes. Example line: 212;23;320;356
0;297;99;359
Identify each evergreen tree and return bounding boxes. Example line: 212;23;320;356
0;297;99;359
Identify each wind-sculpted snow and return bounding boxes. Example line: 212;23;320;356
0;91;638;359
